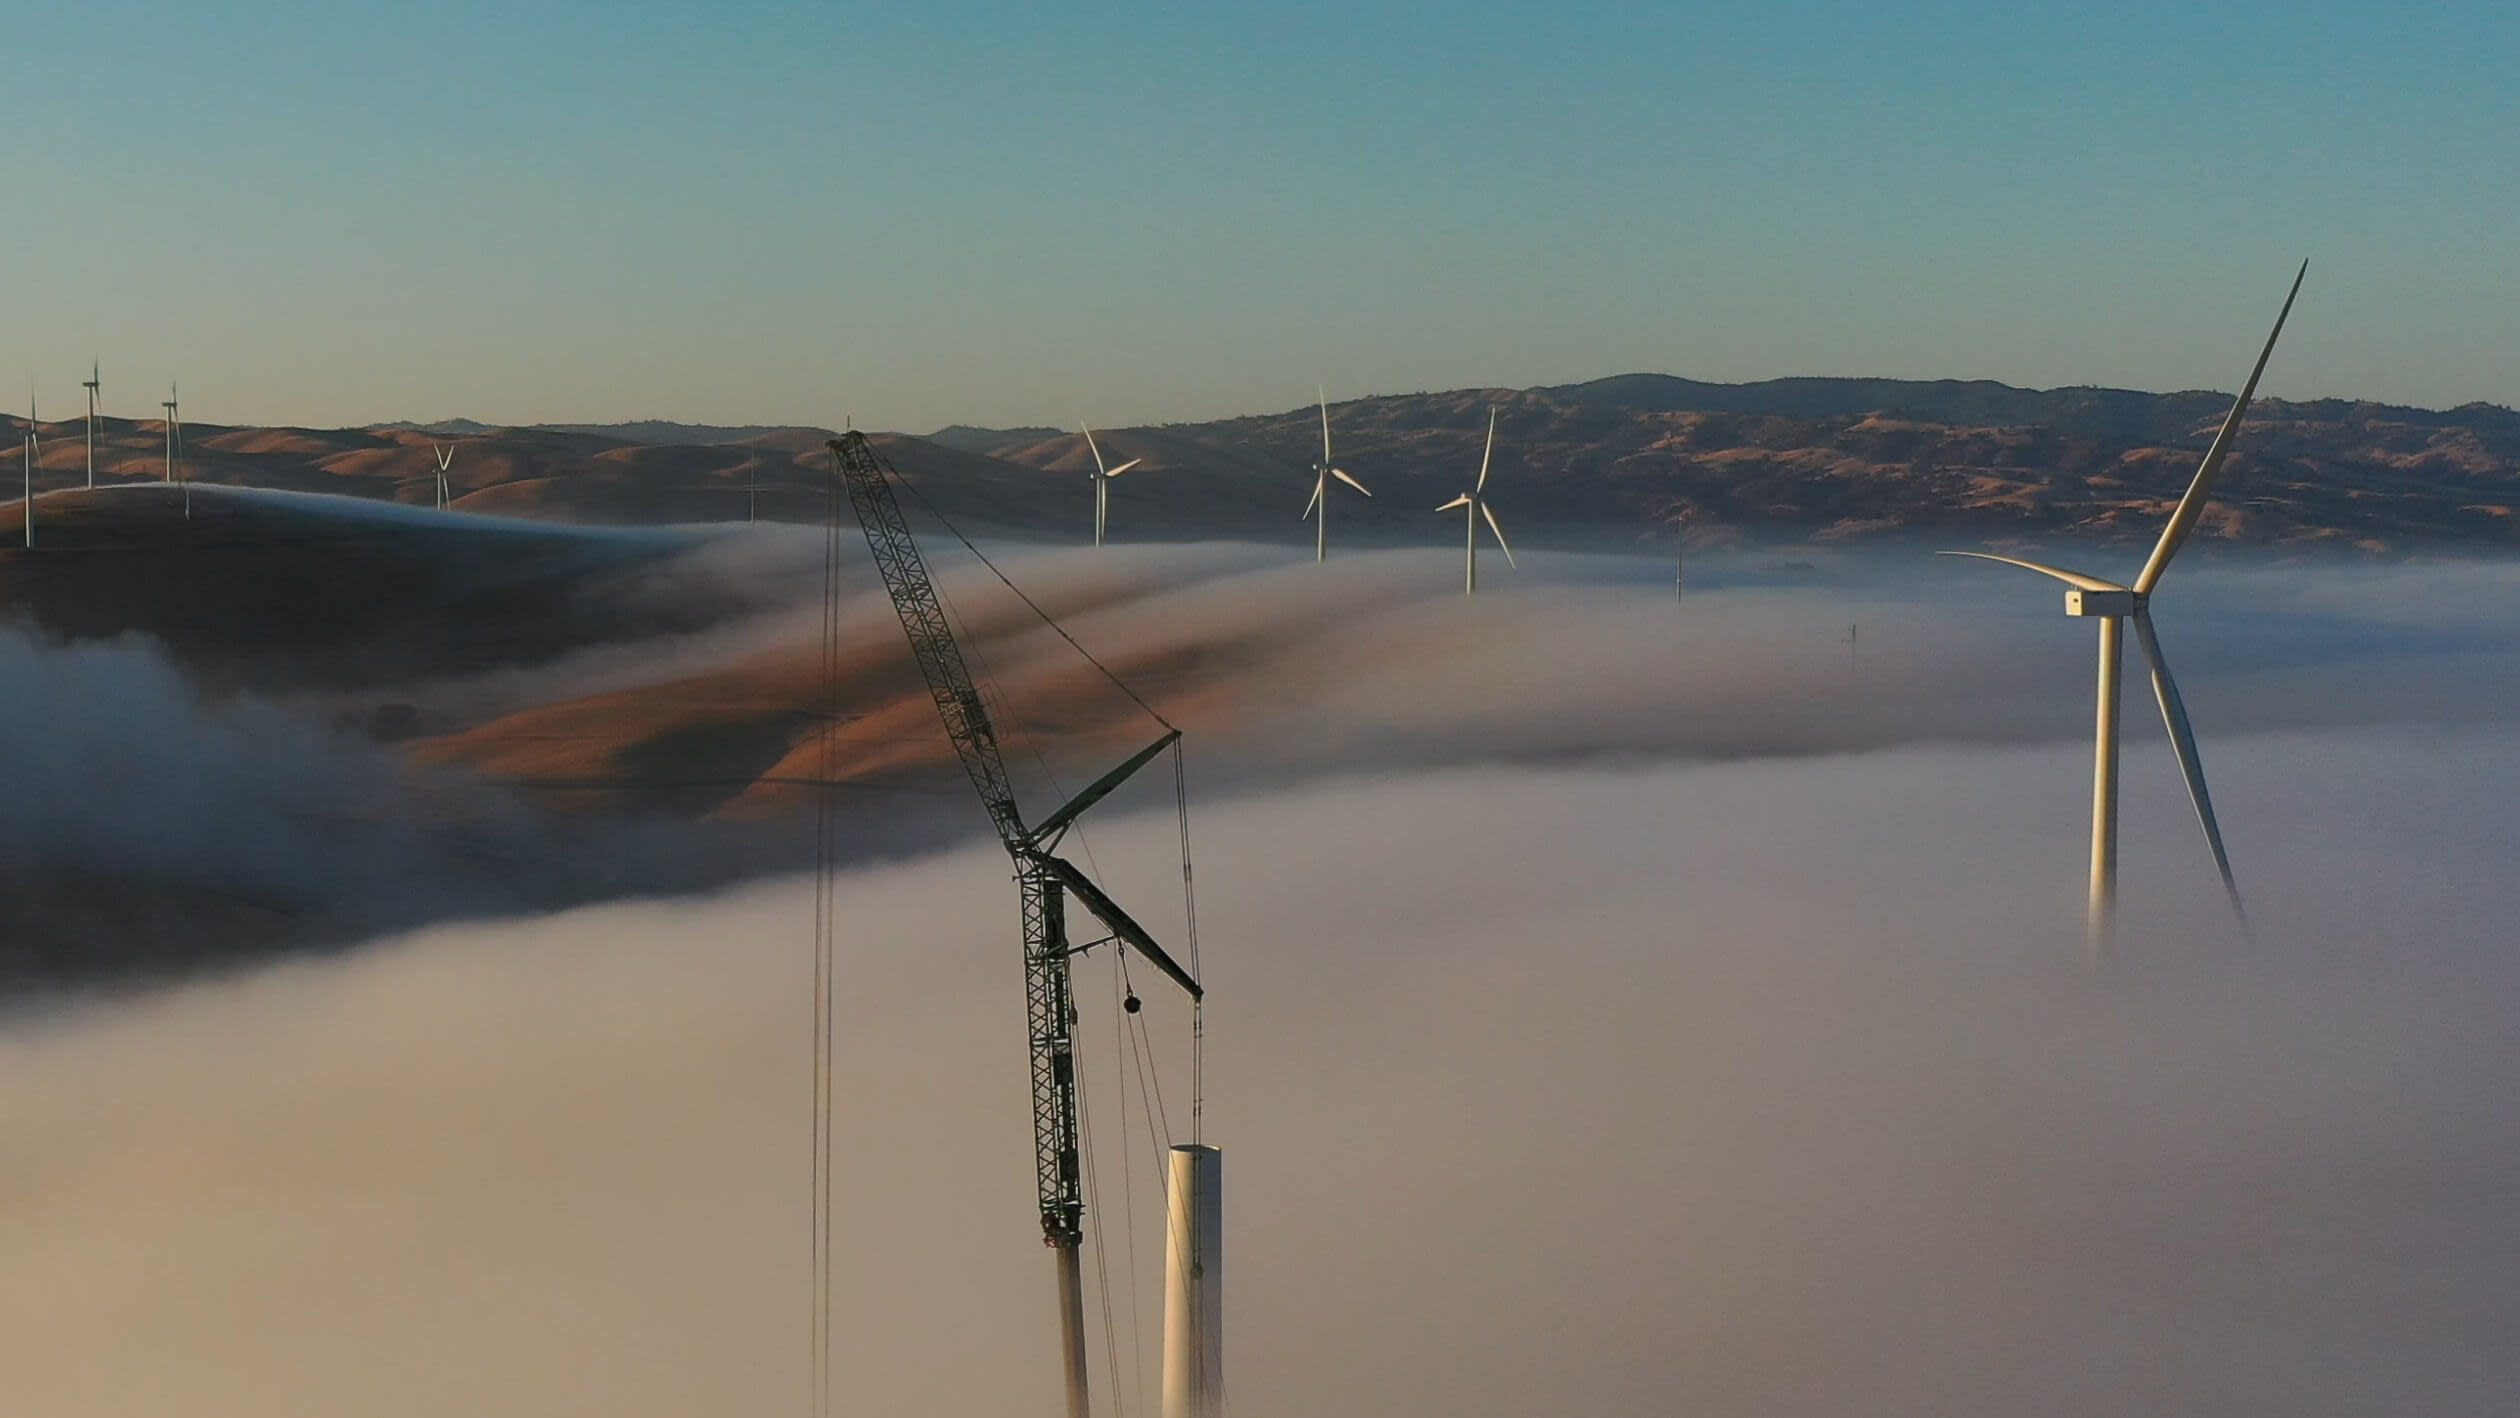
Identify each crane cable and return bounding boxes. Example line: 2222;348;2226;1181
808;438;845;1418
1074;1035;1129;1418
1174;745;1205;1144
1110;949;1151;1417
885;460;1175;735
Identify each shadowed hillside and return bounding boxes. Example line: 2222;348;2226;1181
0;486;744;691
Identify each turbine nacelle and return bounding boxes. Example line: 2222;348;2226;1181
2066;588;2139;618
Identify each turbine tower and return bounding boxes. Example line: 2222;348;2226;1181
1077;421;1141;546
81;361;100;490
1943;261;2305;955
1435;407;1515;594
162;384;189;519
161;385;179;485
432;443;454;510
1303;387;1371;561
20;387;38;549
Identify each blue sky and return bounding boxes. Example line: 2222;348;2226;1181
5;1;2513;430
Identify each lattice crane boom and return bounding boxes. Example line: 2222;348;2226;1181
830;431;1027;849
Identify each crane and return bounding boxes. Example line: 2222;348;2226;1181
825;431;1201;1418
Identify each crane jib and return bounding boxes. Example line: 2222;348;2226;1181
1029;728;1183;848
1032;852;1203;1001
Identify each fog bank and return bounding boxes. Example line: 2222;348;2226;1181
6;721;2518;1415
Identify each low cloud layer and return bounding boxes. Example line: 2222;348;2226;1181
7;536;2518;981
0;630;785;974
5;714;2518;1415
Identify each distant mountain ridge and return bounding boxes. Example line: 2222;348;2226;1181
16;372;2511;553
376;418;832;445
1542;374;2520;444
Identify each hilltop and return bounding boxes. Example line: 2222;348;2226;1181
4;374;2513;553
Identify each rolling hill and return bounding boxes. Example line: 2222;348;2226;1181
6;375;2515;553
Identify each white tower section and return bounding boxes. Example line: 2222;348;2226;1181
1161;1144;1222;1418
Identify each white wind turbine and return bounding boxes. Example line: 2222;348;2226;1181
82;360;100;490
1303;387;1371;561
1436;406;1515;594
1944;260;2306;953
1077;421;1140;546
433;443;454;510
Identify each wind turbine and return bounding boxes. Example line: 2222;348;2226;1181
162;384;189;518
21;386;38;548
432;443;454;510
1303;387;1371;561
1077;421;1140;546
82;361;100;490
1435;406;1515;594
1943;261;2306;954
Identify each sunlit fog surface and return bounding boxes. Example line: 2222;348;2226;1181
3;546;2517;1416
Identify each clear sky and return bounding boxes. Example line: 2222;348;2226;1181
6;1;2513;431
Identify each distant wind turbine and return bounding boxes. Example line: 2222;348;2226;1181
433;443;454;510
82;361;100;490
1303;387;1371;561
1077;421;1141;547
21;386;38;548
162;384;188;519
1943;260;2306;954
1435;407;1515;594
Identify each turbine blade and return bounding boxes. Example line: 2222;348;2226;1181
1331;466;1372;497
2131;610;2247;928
1482;502;1516;567
1080;423;1108;476
1303;474;1323;520
1475;406;1497;493
1936;550;2126;592
1436;494;1472;511
2133;260;2308;596
1319;387;1333;464
1103;457;1141;478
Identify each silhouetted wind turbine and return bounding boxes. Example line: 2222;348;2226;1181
21;386;38;548
1435;407;1515;594
433;443;454;510
162;384;189;518
1303;387;1371;561
1078;421;1140;546
1944;260;2306;954
82;361;100;490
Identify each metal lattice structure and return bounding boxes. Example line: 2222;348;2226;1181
827;432;1200;1416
